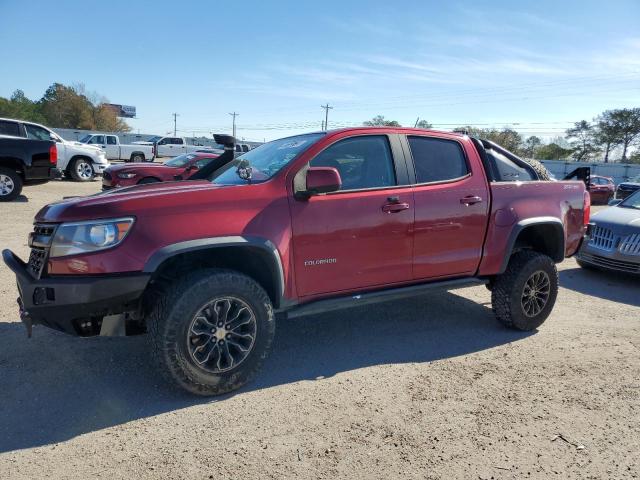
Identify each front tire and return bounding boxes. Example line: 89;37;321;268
0;167;23;201
147;269;275;396
491;251;558;331
69;158;94;181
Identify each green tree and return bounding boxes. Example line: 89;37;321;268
363;115;401;127
628;151;640;164
0;89;47;123
566;120;598;161
535;143;574;160
415;119;432;128
607;108;640;162
523;136;542;158
594;111;622;163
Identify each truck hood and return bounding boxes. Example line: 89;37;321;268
69;141;103;152
35;180;238;223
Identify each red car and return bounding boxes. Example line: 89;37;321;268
588;175;615;204
4;127;589;396
102;152;220;190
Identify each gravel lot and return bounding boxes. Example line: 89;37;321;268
0;180;638;479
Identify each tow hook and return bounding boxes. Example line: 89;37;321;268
17;298;32;338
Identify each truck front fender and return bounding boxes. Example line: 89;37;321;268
143;236;285;307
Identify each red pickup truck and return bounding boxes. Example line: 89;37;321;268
3;127;589;395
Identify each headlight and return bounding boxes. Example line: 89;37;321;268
117;172;137;179
49;218;134;258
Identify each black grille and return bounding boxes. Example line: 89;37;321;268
27;223;56;278
34;224;55;236
28;248;48;277
103;171;112;181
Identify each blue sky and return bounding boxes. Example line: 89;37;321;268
1;0;639;141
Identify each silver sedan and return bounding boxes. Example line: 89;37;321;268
577;191;640;275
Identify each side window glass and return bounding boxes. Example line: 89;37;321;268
235;145;242;152
173;138;184;145
0;121;21;136
486;148;535;182
25;124;51;141
88;135;105;144
310;135;396;191
408;136;469;183
242;145;249;152
158;138;168;145
106;136;117;145
194;158;211;168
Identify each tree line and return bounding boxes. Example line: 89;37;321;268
0;83;131;132
364;108;640;164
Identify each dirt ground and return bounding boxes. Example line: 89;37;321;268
0;180;638;480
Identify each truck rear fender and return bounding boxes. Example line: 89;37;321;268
499;217;565;273
143;236;285;308
0;157;25;177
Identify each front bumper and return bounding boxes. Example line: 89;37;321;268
577;242;640;274
2;249;150;336
92;161;110;175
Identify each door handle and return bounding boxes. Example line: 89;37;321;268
460;195;483;205
382;202;410;213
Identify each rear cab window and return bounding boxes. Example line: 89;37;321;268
0;120;22;137
407;136;469;184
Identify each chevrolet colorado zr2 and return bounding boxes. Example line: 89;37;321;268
3;128;590;396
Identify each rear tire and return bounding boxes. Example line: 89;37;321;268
491;251;558;331
147;269;275;396
0;167;23;202
130;153;145;162
69;158;94;181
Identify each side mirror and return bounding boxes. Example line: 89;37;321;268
305;167;341;196
608;199;622;206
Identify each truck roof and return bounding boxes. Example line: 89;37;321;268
310;127;467;137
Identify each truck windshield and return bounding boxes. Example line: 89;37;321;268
620;190;640;209
146;136;163;143
210;133;325;185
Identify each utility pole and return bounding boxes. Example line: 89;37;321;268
172;113;179;136
321;103;333;131
229;112;239;138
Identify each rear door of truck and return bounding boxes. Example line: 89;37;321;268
402;133;490;279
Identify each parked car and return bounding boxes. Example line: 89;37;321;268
616;175;640;200
132;136;218;158
577;189;640;274
588;175;616;204
0;117;109;181
0;135;58;201
78;134;155;163
102;152;223;190
3;127;589;396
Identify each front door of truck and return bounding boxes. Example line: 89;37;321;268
290;134;414;297
105;136;119;159
406;134;490;279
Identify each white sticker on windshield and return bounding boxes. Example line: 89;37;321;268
277;140;307;150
